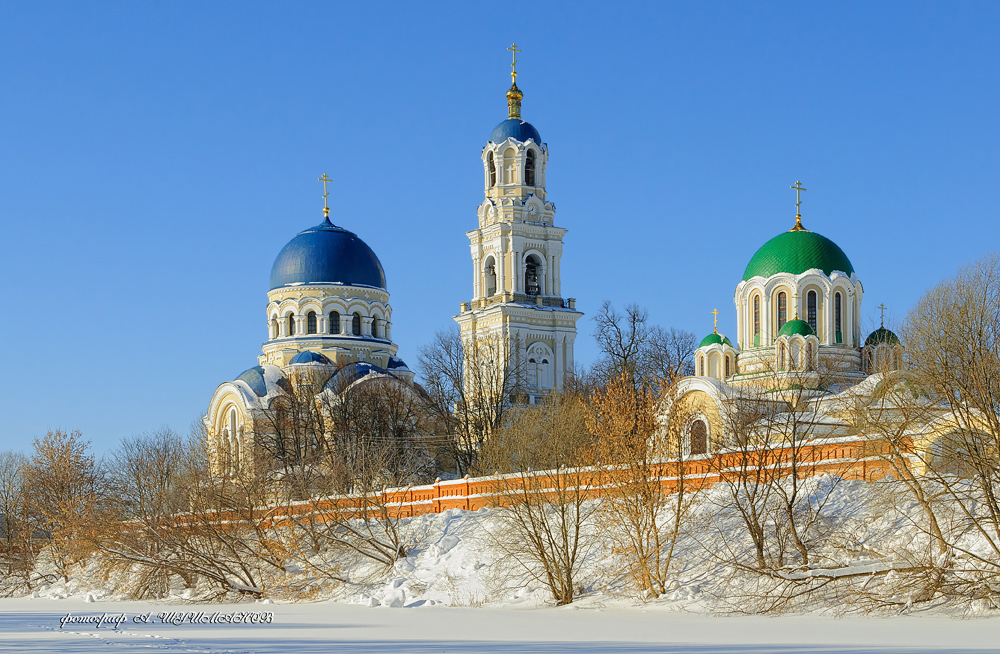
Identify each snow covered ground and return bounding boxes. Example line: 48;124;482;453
3;597;1000;653
8;476;1000;651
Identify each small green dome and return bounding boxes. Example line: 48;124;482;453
743;229;855;281
865;327;900;346
777;319;815;338
699;332;733;348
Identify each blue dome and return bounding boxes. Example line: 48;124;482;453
269;218;386;291
235;366;268;397
289;350;332;365
235;364;291;397
489;118;542;144
387;356;410;371
325;361;385;392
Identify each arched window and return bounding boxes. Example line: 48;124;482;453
372;317;380;339
777;292;787;331
487;151;496;187
306;311;317;334
753;295;761;346
228;408;239;475
779;342;786;371
524;255;541;296
834;292;843;344
484;256;497;296
806;342;815;371
690;420;708;455
329;311;340;334
807;291;817;332
352;312;362;336
725;356;731;378
287;314;295;337
525;150;536;186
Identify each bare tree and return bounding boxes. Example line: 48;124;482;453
592;302;695;392
893;252;1000;603
0;451;32;592
22;431;107;583
418;328;522;475
479;393;597;605
586;371;689;599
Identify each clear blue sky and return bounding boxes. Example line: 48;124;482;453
2;2;998;455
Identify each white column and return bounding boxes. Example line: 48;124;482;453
362;316;373;337
473;256;480;298
497;240;506;294
546;254;554;296
554;334;564;392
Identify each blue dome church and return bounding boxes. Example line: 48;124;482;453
204;183;417;476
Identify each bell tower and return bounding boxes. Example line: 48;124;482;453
454;46;582;400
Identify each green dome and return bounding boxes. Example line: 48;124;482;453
865;327;900;346
743;229;855;281
699;332;733;348
777;319;815;338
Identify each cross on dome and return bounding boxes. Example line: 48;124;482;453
505;44;524;119
508;43;520;84
878;303;887;327
711;308;720;334
790;180;807;231
318;173;333;219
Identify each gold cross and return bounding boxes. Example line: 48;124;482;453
508;43;521;83
791;180;807;215
877;303;887;327
790;180;807;230
711;308;719;334
318;173;332;218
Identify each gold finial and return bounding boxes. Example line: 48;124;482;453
318;173;332;219
878;303;887;328
790;180;807;231
505;43;523;119
711;308;720;334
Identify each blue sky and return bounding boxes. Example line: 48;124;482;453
2;2;998;455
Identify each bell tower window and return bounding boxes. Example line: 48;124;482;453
307;311;317;334
484;256;497;296
487;151;496;188
329;311;340;334
525;149;536;186
777;292;787;331
524;255;541;296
